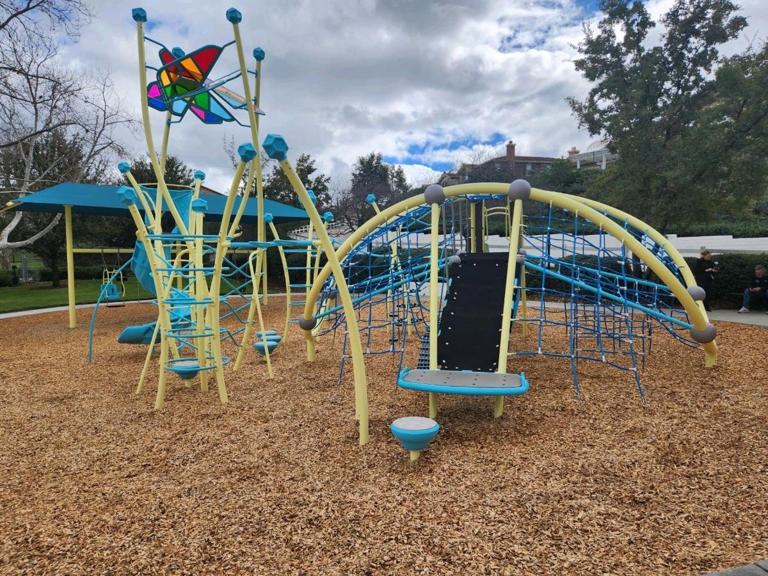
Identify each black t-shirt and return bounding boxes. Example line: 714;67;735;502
750;274;768;290
694;258;713;279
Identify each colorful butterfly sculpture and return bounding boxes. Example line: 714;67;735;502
146;45;263;124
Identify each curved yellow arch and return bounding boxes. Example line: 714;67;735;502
528;187;716;366
574;197;698;288
306;182;717;369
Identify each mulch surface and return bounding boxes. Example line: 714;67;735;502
0;299;766;575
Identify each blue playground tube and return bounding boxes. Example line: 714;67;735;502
117;322;157;345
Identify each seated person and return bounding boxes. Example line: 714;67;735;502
738;264;768;312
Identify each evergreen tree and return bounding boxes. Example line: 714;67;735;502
337;153;410;227
262;153;331;212
123;155;195;187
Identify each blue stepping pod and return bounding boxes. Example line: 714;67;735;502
170;359;200;380
390;416;440;461
254;340;279;355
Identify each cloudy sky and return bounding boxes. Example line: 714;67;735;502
61;0;767;193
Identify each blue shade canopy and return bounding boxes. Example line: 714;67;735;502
5;182;309;223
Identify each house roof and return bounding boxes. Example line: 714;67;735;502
3;182;309;223
490;154;558;163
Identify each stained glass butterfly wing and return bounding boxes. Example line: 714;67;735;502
147;82;167;112
147;82;194;120
188;90;235;124
156;45;223;104
213;85;265;115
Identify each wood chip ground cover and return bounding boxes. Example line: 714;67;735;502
0;300;766;575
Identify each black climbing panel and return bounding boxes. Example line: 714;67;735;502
438;252;511;372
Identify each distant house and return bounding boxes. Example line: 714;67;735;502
439;141;558;185
567;141;618;170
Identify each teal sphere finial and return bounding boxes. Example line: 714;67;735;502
117;161;130;174
253;47;265;61
237;143;257;162
132;8;147;22
226;8;242;23
264;212;274;224
117;186;137;206
191;198;208;214
194;170;205;181
366;194;376;204
322;211;334;223
263;134;288;161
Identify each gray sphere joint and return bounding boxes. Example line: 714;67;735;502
687;285;706;301
298;316;317;331
689;323;716;344
424;184;445;205
508;179;532;200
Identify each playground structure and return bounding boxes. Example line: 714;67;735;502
99;8;316;408
271;171;719;446
83;6;719;450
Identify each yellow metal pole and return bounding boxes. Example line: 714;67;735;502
191;173;209;391
122;171;156;230
282;155;369;443
133;11;187;236
303;195;429;319
136;320;160;395
304;219;315;342
268;220;292;341
72;248;128;254
264;135;369;445
229;12;267;301
254;59;267;301
576;197;701;289
120;189;175;408
65;205;76;329
493;196;523;418
160;111;172;174
481;199;486;253
469;202;477;253
427;201;441;418
207;154;252;404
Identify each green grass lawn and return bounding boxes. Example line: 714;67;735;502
0;278;155;313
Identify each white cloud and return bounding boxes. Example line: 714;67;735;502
56;0;766;194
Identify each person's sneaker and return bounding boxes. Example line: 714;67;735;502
738;307;749;313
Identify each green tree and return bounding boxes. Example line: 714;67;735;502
262;152;331;212
122;155;194;187
337;153;410;227
672;44;768;226
568;0;756;232
528;159;600;196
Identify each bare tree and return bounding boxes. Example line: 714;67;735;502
0;1;88;36
0;1;134;267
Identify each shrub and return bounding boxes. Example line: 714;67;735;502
0;270;20;287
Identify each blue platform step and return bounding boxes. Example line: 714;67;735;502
398;367;529;396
